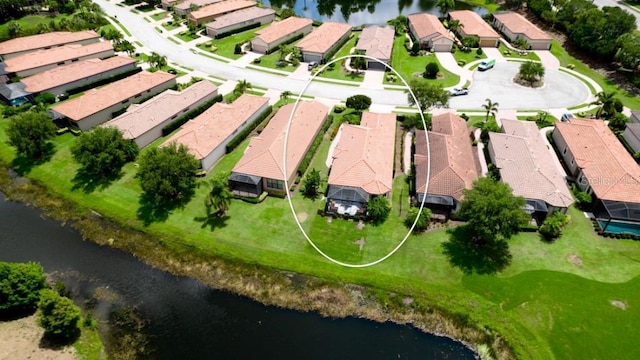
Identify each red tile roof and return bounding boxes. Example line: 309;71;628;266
493;12;552;41
0;31;99;57
449;10;499;39
408;13;451;42
296;22;352;54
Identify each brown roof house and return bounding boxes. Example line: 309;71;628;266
407;13;454;52
104;81;219;149
449;10;500;47
188;0;256;26
251;17;313;54
414;113;478;216
206;7;275;38
3;41;114;78
161;0;182;10
162;94;269;171
492;12;552;50
623;123;640;154
229;101;329;197
489;119;573;223
354;25;395;70
296;22;352;63
21;56;137;96
50;71;176;131
0;31;100;60
326;112;396;216
174;0;222;16
553;119;640;230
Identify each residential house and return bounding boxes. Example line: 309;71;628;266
0;82;30;106
161;94;269;170
492;12;552;50
488;119;573;223
414;113;479;217
206;7;275;38
250;16;313;54
449;10;500;47
0;31;100;60
407;13;454;52
326;112;395;216
175;0;222;16
50;71;177;131
631;110;640;123
623;123;640;153
229;101;329;196
296;22;352;63
553;119;640;231
354;25;395;69
104;81;218;148
188;0;257;26
161;0;182;10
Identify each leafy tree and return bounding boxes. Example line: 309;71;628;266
504;0;525;9
512;37;530;50
410;41;420;55
0;262;46;313
367;196;391;224
103;28;122;42
7;21;22;39
436;0;454;16
479;117;501;141
345;94;372;110
37;289;81;340
350;52;367;70
539;211;569;240
6;112;57;160
302;168;323;199
204;172;233;217
0;0;28;21
424;62;440;79
404;206;431;231
568;6;637;59
608;113;630;133
590;91;623;119
187;22;198;35
387;15;407;34
518;61;545;85
71;127;139;180
280;8;296;19
406;79;450;111
615;32;640;71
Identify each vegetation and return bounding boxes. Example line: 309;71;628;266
345;95;371;111
367;196;391;224
204;172;233;217
0;262;46;314
37;289;81;341
424;62;440;79
147;52;168;70
517;61;545;85
608;113;630;134
539;211;570;241
302;168;323;199
405;79;450;111
404;206;431;231
590;91;623;119
6;112;57;161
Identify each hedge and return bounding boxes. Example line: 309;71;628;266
216;22;262;39
264;32;305;54
297;114;333;176
161;94;223;136
66;67;142;96
234;191;268;203
321;34;352;63
225;105;274;153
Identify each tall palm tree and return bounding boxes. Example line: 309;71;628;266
482;98;499;123
447;19;463;35
204;173;232;217
233;79;252;96
148;52;167;69
590;91;621;119
280;90;292;104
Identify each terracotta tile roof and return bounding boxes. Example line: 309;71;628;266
162;94;268;160
408;13;451;41
415;113;478;201
207;6;274;30
493;12;552;41
21;56;136;94
489;119;573;208
296;22;352;54
355;26;395;60
0;31;99;57
555;119;640;203
4;41;113;74
232;101;329;181
104;81;218;140
175;0;221;11
189;0;256;21
51;71;176;122
449;10;499;39
329;112;396;195
254;16;312;45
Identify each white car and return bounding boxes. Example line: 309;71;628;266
449;87;469;96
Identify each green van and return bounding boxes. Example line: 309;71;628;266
478;59;496;71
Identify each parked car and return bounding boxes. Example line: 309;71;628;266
561;113;575;122
308;61;319;71
449;87;469;96
477;59;496;71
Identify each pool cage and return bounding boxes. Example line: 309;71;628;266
593;199;640;235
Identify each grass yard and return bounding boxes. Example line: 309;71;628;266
151;11;168;21
0;14;70;40
317;35;364;83
497;42;540;61
207;25;269;60
255;51;298;72
452;47;486;66
161;21;181;31
176;31;200;42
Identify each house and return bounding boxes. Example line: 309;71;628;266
104;81;218;149
20;56;137;97
407;13;454;52
631;110;640;123
326;112;395;216
206;7;275;38
161;94;269;171
0;31;100;60
250;16;313;54
492;12;552;50
175;0;222;16
414;113;478;216
229;101;329;197
3;41;114;78
296;22;352;63
0;82;30;106
50;71;177;131
448;10;500;47
188;0;256;26
354;25;395;69
623;123;640;153
161;0;182;10
488;119;573;223
553;119;640;231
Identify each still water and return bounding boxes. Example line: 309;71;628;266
0;192;476;359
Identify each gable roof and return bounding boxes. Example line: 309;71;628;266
489;119;573;208
328;112;395;195
175;0;221;11
449;10;499;39
254;16;312;45
296;22;352;54
407;13;451;42
162;94;268;160
555;119;640;203
4;41;113;74
189;0;256;21
232;101;329;181
355;26;395;60
415;113;478;201
0;31;99;57
493;12;552;41
206;6;274;30
51;71;176;121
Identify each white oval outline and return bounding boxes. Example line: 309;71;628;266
283;54;431;268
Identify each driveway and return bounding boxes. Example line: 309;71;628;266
535;50;560;69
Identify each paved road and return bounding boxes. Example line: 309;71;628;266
592;0;640;27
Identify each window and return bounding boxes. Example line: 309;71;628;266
562;146;567;155
266;179;283;190
71;58;79;62
121;99;128;104
170;114;177;120
570;158;574;166
135;93;142;98
57;62;65;65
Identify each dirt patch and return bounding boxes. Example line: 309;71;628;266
0;315;77;360
567;254;583;266
610;300;627;310
296;212;308;223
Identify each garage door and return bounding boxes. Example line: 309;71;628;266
529;41;551;50
251;43;268;54
367;60;386;71
479;39;498;47
303;53;322;63
433;43;452;52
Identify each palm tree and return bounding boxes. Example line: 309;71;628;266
590;91;621;119
447;19;463;35
204;173;232;217
116;40;136;56
436;0;455;17
148;52;167;70
280;90;292;104
233;79;252;96
482;98;499;123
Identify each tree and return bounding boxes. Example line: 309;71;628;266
512;37;530;50
234;43;242;54
518;61;545;85
302;168;322;199
447;19;463;34
37;289;81;340
424;62;440;79
461;36;479;48
204;172;232;217
404;206;431;231
34;92;56;105
35;22;50;34
387;15;407;34
350;52;367;70
103;28;122;42
615;32;640;71
233;79;252;96
6;112;57;160
280;90;292;104
406;79;450;111
0;262;46;313
608;113;630;133
410;41;421;55
539;211;569;240
280;8;296;19
367;196;391;224
482;98;499;124
148;52;167;69
71;127;139;180
436;0;455;16
115;39;136;56
6;21;22;39
568;7;637;59
345;94;372;110
590;91;623;118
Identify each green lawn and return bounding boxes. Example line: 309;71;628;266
73;322;105;360
207;24;269;60
255;51;298;72
151;11;168;21
161;21;180;31
317;35;364;82
497;42;540;61
452;47;486;66
176;31;200;42
0;14;69;40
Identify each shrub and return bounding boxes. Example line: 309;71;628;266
57;93;69;101
457;60;466;66
411;42;421;55
234;43;242;54
461;36;479;48
343;113;362;125
0;262;47;314
346;95;372;110
367;196;391;224
539;211;570;240
333;105;346;114
476;47;483;56
404;207;432;231
571;183;592;209
34;92;56;105
37;289;81;340
424;62;439;79
297;114;333;175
